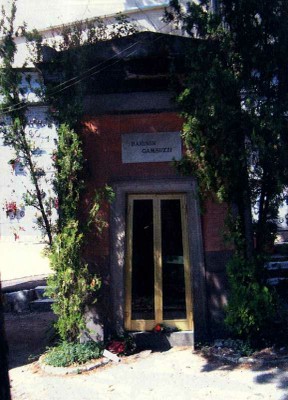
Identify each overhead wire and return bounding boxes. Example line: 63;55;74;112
49;40;140;91
0;40;140;115
48;32;170;95
0;16;177;114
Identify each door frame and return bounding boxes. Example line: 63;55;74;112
125;193;193;331
110;178;207;336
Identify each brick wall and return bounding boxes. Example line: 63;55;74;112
81;113;181;185
81;112;183;261
82;112;231;252
202;198;230;252
201;199;233;337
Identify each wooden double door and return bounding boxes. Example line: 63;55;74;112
125;194;193;331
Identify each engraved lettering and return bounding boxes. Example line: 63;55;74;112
131;140;156;147
142;147;173;154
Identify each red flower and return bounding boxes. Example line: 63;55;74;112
107;341;126;355
153;324;162;333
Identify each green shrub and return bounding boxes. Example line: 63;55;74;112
224;255;280;346
44;341;104;367
46;220;101;342
46;124;114;343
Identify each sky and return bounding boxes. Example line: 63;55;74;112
2;0;168;31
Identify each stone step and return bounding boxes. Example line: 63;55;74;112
131;331;194;351
267;277;288;286
35;285;49;300
3;289;35;313
265;261;288;270
30;298;54;312
2;285;53;313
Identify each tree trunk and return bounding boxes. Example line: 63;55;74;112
21;132;53;246
243;191;254;259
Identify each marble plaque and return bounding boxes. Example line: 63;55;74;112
122;132;182;164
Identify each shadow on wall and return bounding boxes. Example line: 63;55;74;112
204;250;233;338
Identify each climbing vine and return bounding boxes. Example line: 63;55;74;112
46;123;114;341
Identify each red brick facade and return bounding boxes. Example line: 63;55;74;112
82;112;229;257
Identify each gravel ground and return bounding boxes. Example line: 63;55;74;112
9;347;288;400
10;349;288;400
5;312;288;400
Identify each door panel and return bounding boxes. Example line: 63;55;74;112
131;199;155;320
161;199;186;320
125;194;193;331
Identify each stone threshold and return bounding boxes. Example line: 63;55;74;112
131;330;194;351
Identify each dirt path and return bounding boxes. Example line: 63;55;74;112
5;311;288;400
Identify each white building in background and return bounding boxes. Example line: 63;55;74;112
13;1;184;67
0;71;58;243
14;0;174;31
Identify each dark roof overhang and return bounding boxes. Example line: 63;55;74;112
38;31;194;94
